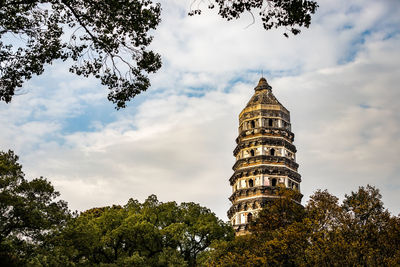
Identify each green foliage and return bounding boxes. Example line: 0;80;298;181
0;0;161;109
205;186;400;266
48;195;234;266
189;0;319;37
1;1;319;107
3;150;397;266
0;150;71;266
249;186;305;235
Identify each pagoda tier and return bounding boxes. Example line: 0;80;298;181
228;77;302;234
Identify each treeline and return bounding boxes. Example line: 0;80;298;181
206;188;400;266
1;150;399;266
0;150;233;266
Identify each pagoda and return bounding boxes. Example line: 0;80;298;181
228;77;302;234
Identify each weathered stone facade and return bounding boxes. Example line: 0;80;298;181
228;77;302;234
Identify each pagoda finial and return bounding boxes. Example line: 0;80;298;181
258;77;267;85
255;77;271;91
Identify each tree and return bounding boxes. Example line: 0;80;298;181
204;186;400;266
50;195;234;266
204;187;306;266
0;150;71;266
0;0;162;109
189;0;319;37
339;185;400;265
302;189;346;266
1;1;319;108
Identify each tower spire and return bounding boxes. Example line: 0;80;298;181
255;76;272;91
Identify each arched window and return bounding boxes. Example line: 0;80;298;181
247;213;253;223
270;148;275;156
250;149;255;157
269;119;273;127
251;120;256;128
271;178;277;187
248;179;254;187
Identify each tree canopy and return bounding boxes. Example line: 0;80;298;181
204;186;400;266
0;150;71;266
38;195;234;266
1;0;318;108
190;0;319;37
0;150;234;266
0;0;162;109
1;150;399;266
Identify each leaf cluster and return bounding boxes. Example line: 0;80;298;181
0;0;162;108
189;0;318;37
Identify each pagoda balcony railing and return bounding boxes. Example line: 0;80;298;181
233;137;296;156
232;223;249;232
236;127;294;144
240;109;290;122
229;165;301;185
227;188;303;218
229;185;281;202
232;155;299;172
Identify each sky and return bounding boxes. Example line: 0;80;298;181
1;0;400;220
